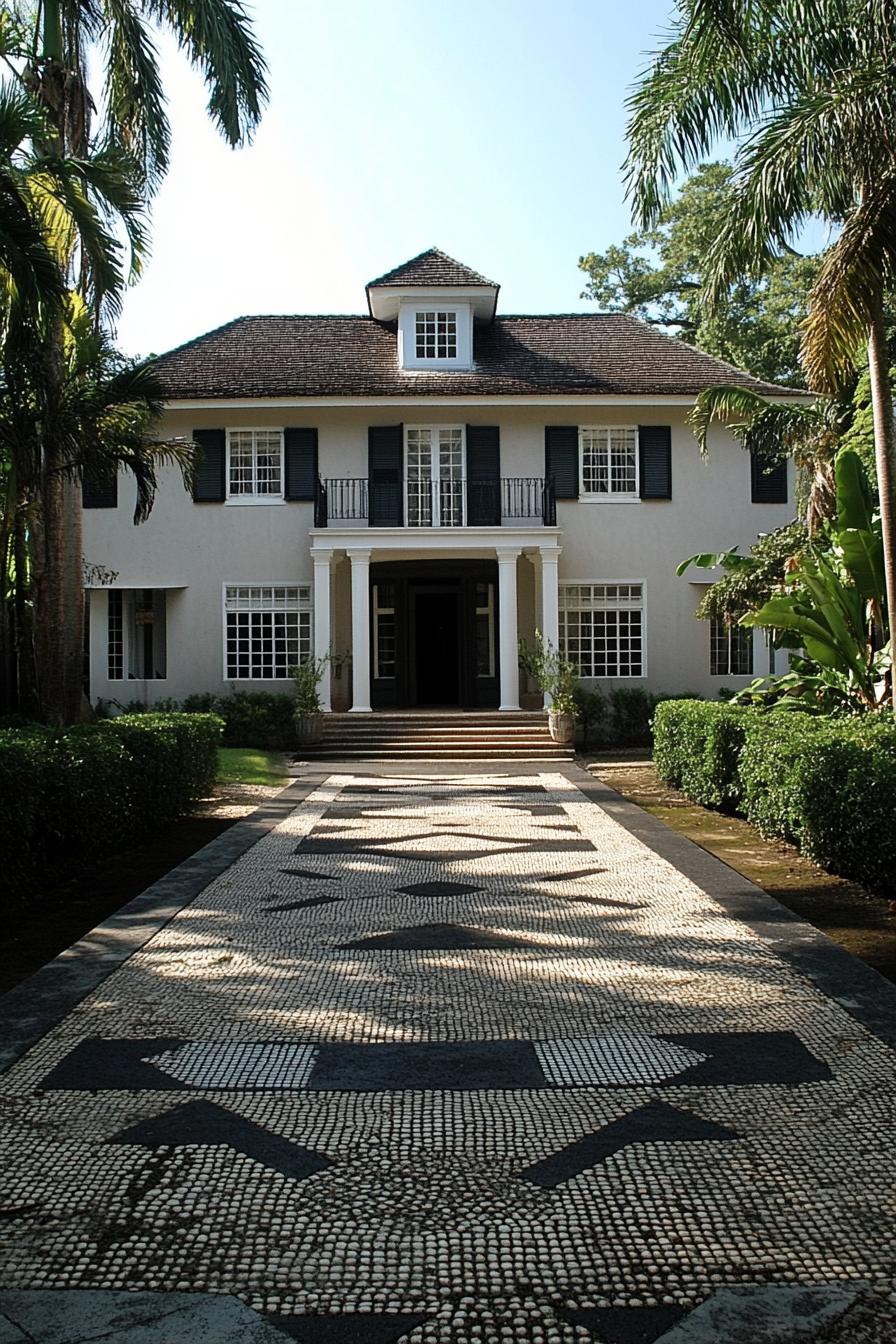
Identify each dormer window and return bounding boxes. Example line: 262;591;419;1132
416;309;457;360
398;301;472;369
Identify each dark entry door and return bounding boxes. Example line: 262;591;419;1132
411;587;460;706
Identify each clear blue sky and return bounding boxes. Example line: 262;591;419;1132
118;0;678;357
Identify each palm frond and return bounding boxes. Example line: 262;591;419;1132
801;177;896;391
147;0;268;155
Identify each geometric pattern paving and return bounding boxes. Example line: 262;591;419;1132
1;769;895;1342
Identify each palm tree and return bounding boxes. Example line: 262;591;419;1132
6;0;268;722
626;0;896;708
0;307;195;716
689;385;844;535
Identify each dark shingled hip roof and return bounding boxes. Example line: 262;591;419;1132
366;247;497;289
151;312;801;401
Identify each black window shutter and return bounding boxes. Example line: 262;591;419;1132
545;426;579;499
284;427;318;500
192;429;226;502
751;451;788;503
368;425;403;527
82;466;118;509
638;425;672;499
466;425;500;525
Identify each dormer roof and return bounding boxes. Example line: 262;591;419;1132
367;248;497;289
366;248;499;321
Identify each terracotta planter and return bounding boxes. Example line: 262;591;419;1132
548;710;575;745
294;711;323;745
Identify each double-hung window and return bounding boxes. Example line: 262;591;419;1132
224;585;311;679
405;426;465;527
227;429;283;501
559;583;645;677
580;427;639;500
710;618;753;676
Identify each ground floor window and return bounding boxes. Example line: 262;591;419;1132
559;582;644;677
373;582;396;680
224;584;311;679
106;589;167;680
710;618;753;676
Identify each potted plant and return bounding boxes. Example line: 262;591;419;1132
289;654;330;744
518;632;579;744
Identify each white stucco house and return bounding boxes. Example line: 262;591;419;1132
83;249;798;714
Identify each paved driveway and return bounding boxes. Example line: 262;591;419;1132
0;766;894;1343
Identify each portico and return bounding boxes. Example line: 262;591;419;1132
310;529;562;713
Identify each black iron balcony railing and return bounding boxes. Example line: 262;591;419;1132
313;476;556;528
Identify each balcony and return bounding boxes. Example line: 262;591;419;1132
313;477;556;528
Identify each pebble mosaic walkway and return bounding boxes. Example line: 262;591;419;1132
1;768;895;1343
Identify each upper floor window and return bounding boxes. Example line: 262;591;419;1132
416;310;457;360
580;427;639;500
227;429;283;501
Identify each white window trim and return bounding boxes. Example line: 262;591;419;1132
404;424;467;528
225;428;285;505
221;581;312;681
558;578;648;679
398;302;473;370
579;426;640;503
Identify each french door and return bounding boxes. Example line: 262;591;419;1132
406;427;464;527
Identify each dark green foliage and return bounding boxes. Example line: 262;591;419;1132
694;523;809;624
120;692;295;747
0;729;52;892
654;699;896;892
182;692;295;747
573;687;606;748
609;689;656;746
652;699;747;808
0;713;222;899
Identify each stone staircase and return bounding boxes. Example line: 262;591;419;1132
298;711;573;761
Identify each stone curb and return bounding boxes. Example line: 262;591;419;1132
570;764;896;1052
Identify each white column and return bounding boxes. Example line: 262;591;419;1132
349;548;372;712
539;545;562;710
497;547;521;711
312;550;332;712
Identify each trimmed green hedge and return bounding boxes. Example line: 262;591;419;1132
123;692;294;748
2;712;223;899
652;699;748;809
653;700;896;892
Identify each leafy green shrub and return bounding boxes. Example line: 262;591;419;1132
609;688;655;746
573;687;607;747
657;701;896;892
42;724;134;854
652;699;747;808
181;691;294;747
740;712;896;889
106;712;223;827
1;713;223;899
0;729;52;891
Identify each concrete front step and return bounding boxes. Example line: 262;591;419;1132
300;711;572;760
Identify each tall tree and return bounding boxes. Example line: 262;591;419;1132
6;0;268;722
579;162;818;386
625;0;896;709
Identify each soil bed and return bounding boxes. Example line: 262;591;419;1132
586;752;896;984
0;780;284;996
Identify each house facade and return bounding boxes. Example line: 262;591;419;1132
84;250;798;713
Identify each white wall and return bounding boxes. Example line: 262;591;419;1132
83;402;793;705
